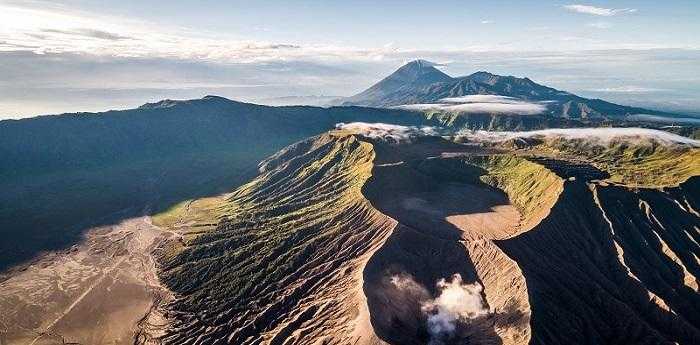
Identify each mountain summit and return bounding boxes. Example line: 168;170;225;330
342;59;452;106
383;59;452;85
343;60;675;119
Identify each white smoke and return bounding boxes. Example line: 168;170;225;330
335;122;439;143
421;274;488;344
394;94;548;115
389;273;488;345
457;127;700;147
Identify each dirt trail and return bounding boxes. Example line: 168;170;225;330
0;215;176;345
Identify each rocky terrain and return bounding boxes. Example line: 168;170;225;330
128;125;699;344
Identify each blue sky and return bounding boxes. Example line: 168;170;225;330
1;0;700;118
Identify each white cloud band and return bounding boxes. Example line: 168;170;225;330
564;4;637;16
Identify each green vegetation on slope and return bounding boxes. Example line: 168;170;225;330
533;138;700;187
423;110;586;131
463;154;564;226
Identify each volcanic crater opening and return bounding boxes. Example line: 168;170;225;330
358;137;563;345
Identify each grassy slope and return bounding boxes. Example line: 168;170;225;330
155;133;395;343
464;155;564;225
532;138;700;187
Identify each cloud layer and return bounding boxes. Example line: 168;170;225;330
0;3;391;64
564;4;637;16
335;122;439;143
396;95;548;115
457;127;700;147
336;123;700;147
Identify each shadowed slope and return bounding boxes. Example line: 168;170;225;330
497;174;700;344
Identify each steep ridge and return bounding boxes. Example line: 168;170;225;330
154;133;396;344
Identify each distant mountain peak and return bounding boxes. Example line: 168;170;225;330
403;59;441;68
202;95;233;102
139;95;239;110
341;60;452;105
138;99;185;109
469;71;496;77
342;61;674;119
390;59;451;84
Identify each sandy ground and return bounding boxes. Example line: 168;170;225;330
391;182;522;240
0;215;175;345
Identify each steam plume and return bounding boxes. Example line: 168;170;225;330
390;273;489;344
422;274;488;344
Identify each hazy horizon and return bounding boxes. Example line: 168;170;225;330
2;0;700;119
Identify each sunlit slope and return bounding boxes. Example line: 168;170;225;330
458;130;700;187
537;137;700;186
153;134;556;344
155;133;395;344
463;155;564;229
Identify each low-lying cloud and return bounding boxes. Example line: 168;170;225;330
396;95;548;115
588;86;667;93
457;127;700;147
439;95;518;104
335;122;439;143
41;28;134;41
626;114;700;125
